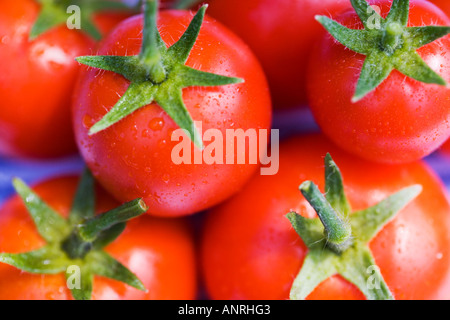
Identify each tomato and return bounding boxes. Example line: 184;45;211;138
201;135;450;300
429;0;450;16
0;0;130;158
93;11;133;36
159;0;175;9
441;139;450;154
0;176;197;300
72;9;272;217
307;0;450;164
205;0;350;109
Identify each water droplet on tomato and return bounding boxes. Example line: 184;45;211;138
142;129;150;138
82;115;94;129
45;292;56;300
149;118;164;131
158;139;167;148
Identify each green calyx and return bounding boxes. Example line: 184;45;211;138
286;154;422;300
76;0;243;150
31;0;132;40
0;169;148;300
316;0;450;102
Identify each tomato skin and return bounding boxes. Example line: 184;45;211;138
159;0;175;9
307;0;450;164
429;0;450;16
0;176;197;300
72;11;272;217
0;0;129;159
201;135;450;300
93;11;133;36
441;140;450;154
206;0;350;109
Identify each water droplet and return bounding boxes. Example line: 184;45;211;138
142;129;150;138
149;118;164;131
158;139;167;148
45;292;56;300
82;115;94;129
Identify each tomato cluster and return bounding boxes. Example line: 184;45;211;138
0;0;450;301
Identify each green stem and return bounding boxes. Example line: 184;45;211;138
62;198;147;259
383;22;403;55
139;0;166;83
61;232;93;260
299;181;352;253
79;199;148;242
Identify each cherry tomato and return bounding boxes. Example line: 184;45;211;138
205;0;350;109
307;0;450;164
201;135;450;300
0;0;130;158
0;176;197;300
72;10;272;217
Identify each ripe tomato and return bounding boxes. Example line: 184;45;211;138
0;0;130;158
72;9;271;217
429;0;450;16
93;11;133;36
307;0;450;164
441;139;450;154
201;135;450;300
0;176;197;300
205;0;350;109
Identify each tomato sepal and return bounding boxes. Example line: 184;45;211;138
12;178;71;242
0;169;148;300
0;245;69;274
316;0;450;102
287;154;422;300
76;0;243;150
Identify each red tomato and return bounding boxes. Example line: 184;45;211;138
205;0;350;109
0;0;129;158
0;176;197;300
94;11;133;36
307;0;450;164
72;10;272;217
201;135;450;300
441;139;450;154
429;0;450;16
